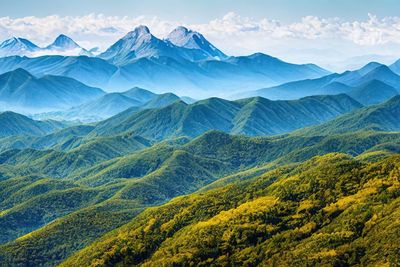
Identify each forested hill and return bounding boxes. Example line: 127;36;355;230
61;153;400;266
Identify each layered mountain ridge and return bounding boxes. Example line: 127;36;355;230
0;25;330;96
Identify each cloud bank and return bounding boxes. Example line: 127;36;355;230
1;12;400;71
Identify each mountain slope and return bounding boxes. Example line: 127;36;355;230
247;63;400;102
0;68;105;112
0;128;399;266
390;58;400;75
0;27;329;95
51;90;181;122
297;95;400;136
92;94;362;139
166;26;227;59
351;65;400;88
60;153;400;266
44;34;91;56
0;111;64;137
58;93;143;121
121;87;156;103
99;25;184;65
0;37;40;57
347;80;399;106
0;55;118;88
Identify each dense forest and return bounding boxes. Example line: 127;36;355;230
60;153;400;266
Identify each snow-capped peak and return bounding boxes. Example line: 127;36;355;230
134;25;150;35
47;34;80;50
166;26;198;48
122;25;152;41
99;25;168;63
0;37;39;50
166;26;227;59
42;34;92;56
0;37;40;57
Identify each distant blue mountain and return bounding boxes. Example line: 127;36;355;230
0;54;329;96
390;59;400;75
99;25;179;64
347;80;398;106
0;37;40;57
39;87;185;121
0;26;329;96
0;35;90;57
46;35;81;50
243;62;400;105
45;34;91;56
166;26;228;60
91;94;362;139
0;68;104;112
99;25;228;65
0;111;64;137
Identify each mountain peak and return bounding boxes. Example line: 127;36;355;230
50;34;78;48
54;34;74;43
168;26;191;38
0;37;39;50
124;25;151;39
100;25;174;63
365;64;396;77
1;68;35;81
357;61;384;76
166;26;227;59
135;25;150;34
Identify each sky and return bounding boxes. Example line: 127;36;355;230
1;0;400;71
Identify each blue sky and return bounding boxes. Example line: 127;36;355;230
2;0;400;22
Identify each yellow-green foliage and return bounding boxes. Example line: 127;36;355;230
61;153;400;266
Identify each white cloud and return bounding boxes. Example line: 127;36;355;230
1;12;400;71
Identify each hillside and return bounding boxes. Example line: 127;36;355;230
0;111;64;137
92;94;362;139
60;153;400;266
347;80;399;106
37;89;183;122
0;129;399;265
0;68;104;112
246;63;400;104
297;95;400;136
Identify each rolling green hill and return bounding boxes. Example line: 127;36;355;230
92;94;362;139
0;93;399;266
0;129;399;266
60;153;400;266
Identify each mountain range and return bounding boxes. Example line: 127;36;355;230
0;93;360;142
40;87;186;121
242;62;400;103
0;35;91;57
0;104;399;265
296;95;400;136
0;68;104;113
98;25;228;64
0;26;329;96
1;22;400;267
90;94;362;139
0;111;65;137
0;37;39;57
0;92;399;266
